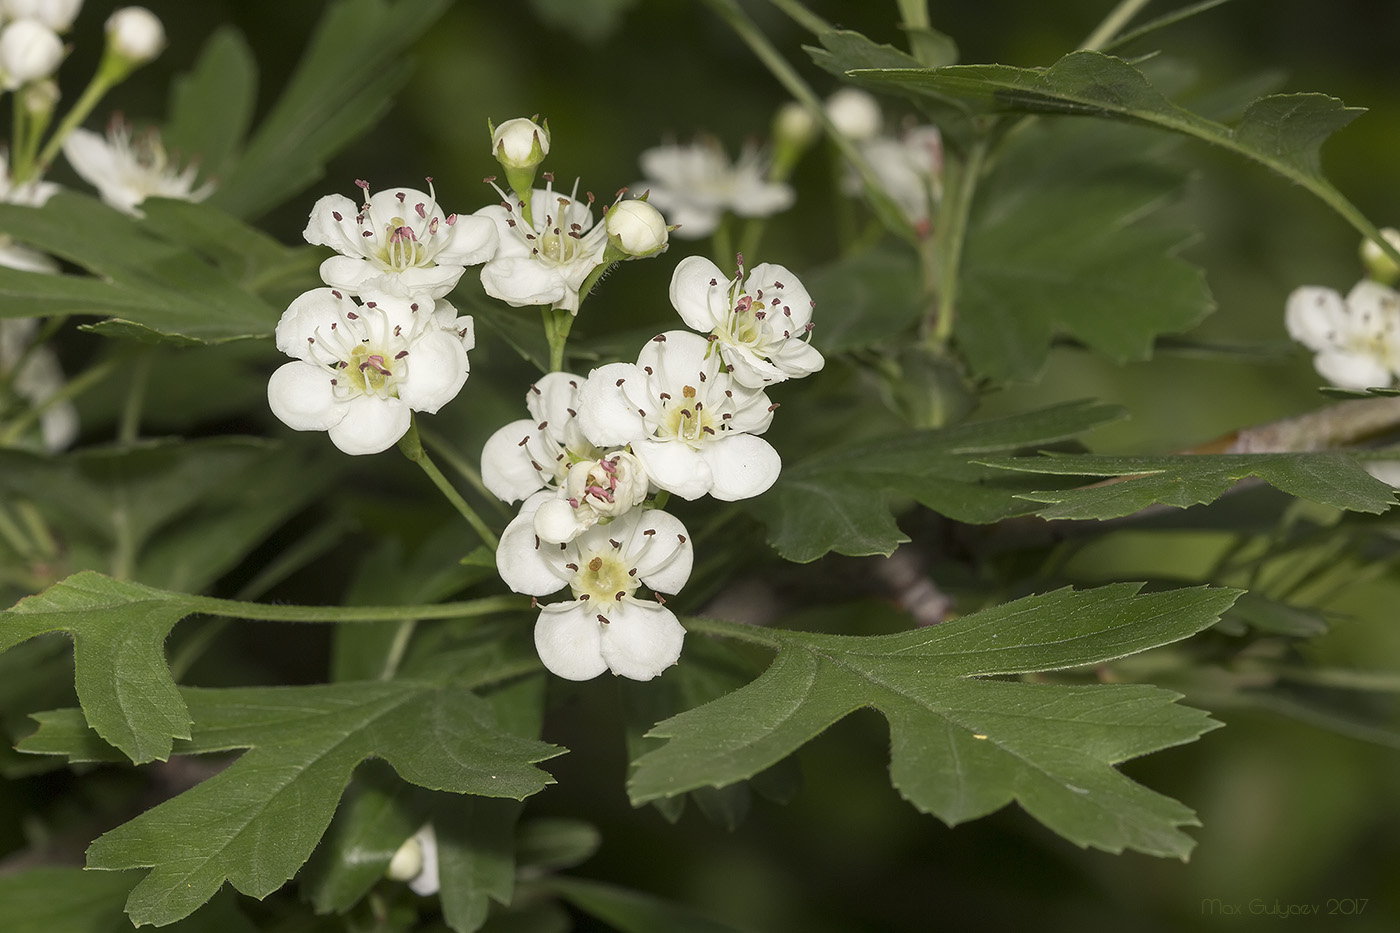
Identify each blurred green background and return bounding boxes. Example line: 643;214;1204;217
7;1;1400;930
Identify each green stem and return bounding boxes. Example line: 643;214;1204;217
32;60;125;178
418;426;510;516
701;0;915;241
550;308;575;373
1079;0;1153;51
380;619;417;680
398;418;500;549
0;354;121;447
179;592;529;625
895;0;930;29
763;0;831;34
117;350;152;444
927;135;988;347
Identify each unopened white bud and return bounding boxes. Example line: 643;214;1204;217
0;19;64;89
1361;228;1400;286
606;199;669;258
19;76;58;115
386;835;424;882
774;101;818;149
105;7;164;65
825;87;882;141
491;116;550;170
2;0;83;32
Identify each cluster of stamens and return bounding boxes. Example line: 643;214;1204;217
342;178;458;272
304;293;420;400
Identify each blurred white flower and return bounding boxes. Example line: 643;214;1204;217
1285;280;1400;389
636;138;793;239
669;254;823;387
474;175;608;313
62;120;214;217
303;180;497;300
0;151;59;273
104;6;163;64
844;123;943;230
497;497;691;681
267;287;474;455
0;318;77;452
0;17;63;89
2;0;83;32
386;824;439;897
576;330;781;501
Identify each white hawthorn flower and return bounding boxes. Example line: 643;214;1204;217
497;496;692;681
0;18;63;89
1285;280;1400;389
576;330;781;501
386;824;439;897
636;138;794;240
303;179;497;300
62;120;214;217
267;287;474;455
670;255;823;387
2;0;83;32
480;371;601;503
104;6;163;64
533;450;650;545
845;124;943;229
474;176;608;313
0;317;78;452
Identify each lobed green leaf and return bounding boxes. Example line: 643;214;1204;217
630;584;1239;858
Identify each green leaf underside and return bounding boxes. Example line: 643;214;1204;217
20;680;559;927
0;570;529;764
981;452;1396;519
0;194;280;343
0;868;257;933
630;584;1239;859
753;401;1125;562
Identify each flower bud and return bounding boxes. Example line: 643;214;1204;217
19;76;58;116
825;87;882;141
1361;227;1400;285
105;7;164;65
490;115;549;198
386;835;424;882
0;19;64;90
774;101;817;150
2;0;83;32
606;198;669;259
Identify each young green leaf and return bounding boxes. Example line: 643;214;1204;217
631;584;1240;859
751;401;1124;562
981;451;1397;519
22;676;559;927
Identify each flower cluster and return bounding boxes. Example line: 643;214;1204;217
269;180;495;454
483;254;823;681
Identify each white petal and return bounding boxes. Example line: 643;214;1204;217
496;493;571;596
724;347;788;388
637;330;712;379
473;205;532;259
701;433;782;501
599;599;685;681
326;395;411;455
534;496;590;545
435;213;499;266
267;361;344;432
302;193;361;251
1314;350;1393;389
669;255;726;332
480;256;566;307
576;362;646;446
534;602;609;680
625;509;693;594
317;256;380;295
631;438;711;500
771;338;825;377
406;825;440;896
480;419;548;503
529;371;587;425
386;265;467;300
747;262;813;328
274;288;352;359
397;330;468;413
1285;286;1345;352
